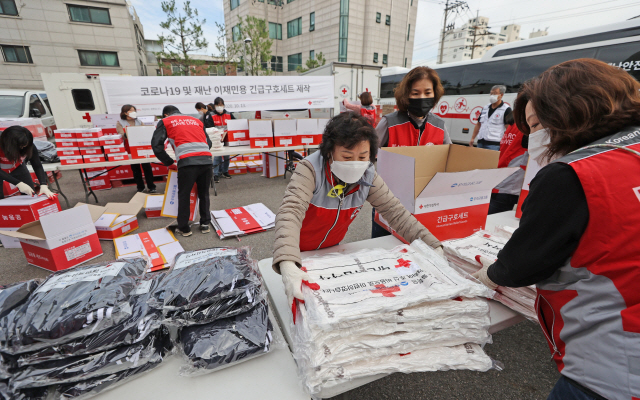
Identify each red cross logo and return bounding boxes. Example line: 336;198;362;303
284;113;290;118
371;284;401;297
395;258;411;268
341;88;347;94
399;248;408;253
308;101;313;105
82;112;91;122
419;204;423;209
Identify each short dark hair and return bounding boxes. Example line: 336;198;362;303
394;66;444;113
195;102;206;110
120;104;136;120
514;58;640;160
214;97;225;106
162;105;180;116
0;126;33;162
319;112;378;161
360;91;373;106
207;103;215;112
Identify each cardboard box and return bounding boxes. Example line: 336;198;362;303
151;164;168;177
99;135;124;146
144;195;164;218
377;145;519;241
273;119;299;147
228;161;247;175
297;119;321;145
107;153;131;162
83;154;106;163
56;148;80;157
126;126;155;159
226;119;250;146
114;228;183;272
80;147;103;156
75;128;103;139
56;139;77;148
0;227;20;248
243;153;262;161
246;160;263;173
92;114;120;135
54;130;75;140
78;139;101;148
103;144;126;154
0;196;61;229
83;168;111;191
263;151;287;178
108;165;134;181
0;205;103;272
161;169;198;221
79;192;146;240
0;118;47;139
248;120;274;149
2;181;19;198
60;156;84;165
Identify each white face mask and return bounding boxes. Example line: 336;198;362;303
528;128;551;167
489;95;499;104
330;155;370;184
128;111;137;119
215;106;225;113
198;110;205;115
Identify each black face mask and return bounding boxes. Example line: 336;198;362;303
407;97;435;118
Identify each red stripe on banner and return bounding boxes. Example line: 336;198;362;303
434;113;470;119
139;232;163;267
225;207;261;233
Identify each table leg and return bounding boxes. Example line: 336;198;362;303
51;172;70;208
211;165;217;196
79;170;99;203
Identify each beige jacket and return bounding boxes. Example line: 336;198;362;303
272;158;441;273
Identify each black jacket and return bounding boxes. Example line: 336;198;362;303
151;112;213;168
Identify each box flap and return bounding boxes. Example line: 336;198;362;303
104;201;143;216
227;119;249;130
379;146;450;199
40;205;94;237
75;203;107;222
445;145;499;172
0;220;45;240
377;149;417;212
126;125;155;147
0;196;48;207
418;167;520;198
129;192;148;207
145;195;164;208
95;213;118;228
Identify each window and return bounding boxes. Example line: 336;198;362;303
287;0;295;2
373;53;378;63
309;12;315;31
411;0;413;5
435;66;465;95
512;48;597;90
1;45;33;63
407;24;410;41
385;15;390;25
269;22;282;40
459;59;518;94
287;17;302;38
39;93;52;114
29;94;45;118
376;12;381;23
171;64;181;75
0;96;24;117
67;5;111;25
287;53;302;71
232;24;241;42
230;0;240;10
382;54;387;64
135;26;144;51
71;89;95;111
209;65;226;76
78;50;119;67
271;55;283;72
596;42;640;81
310;50;314;60
339;0;348;62
0;0;18;16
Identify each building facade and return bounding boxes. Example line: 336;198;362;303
224;0;417;75
439;16;523;64
0;0;148;90
529;29;549;39
157;54;238;77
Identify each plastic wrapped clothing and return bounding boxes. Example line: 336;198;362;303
33;140;58;163
55;358;162;400
0;259;147;355
9;326;171;391
1;379;50;400
178;300;272;375
0;352;16;380
0;280;40;320
16;272;166;367
151;248;264;326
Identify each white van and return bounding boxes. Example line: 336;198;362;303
0;90;56;137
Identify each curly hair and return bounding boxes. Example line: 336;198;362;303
319;112;379;161
513;58;640;161
394;66;444;113
0;126;33;162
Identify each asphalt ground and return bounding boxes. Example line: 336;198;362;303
0;168;559;399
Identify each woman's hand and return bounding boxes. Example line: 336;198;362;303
39;185;55;200
280;261;320;322
16;182;34;196
471;255;498;290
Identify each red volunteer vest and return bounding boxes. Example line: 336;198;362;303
360;107;377;128
493;124;528;195
535;127;640;400
212;112;232;127
163;115;211;160
385;111;445;147
0;147;24;173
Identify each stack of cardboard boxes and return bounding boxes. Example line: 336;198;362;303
54;128;129;165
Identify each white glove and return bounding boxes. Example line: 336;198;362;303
280;260;317;309
16;182;34;196
471;256;498;290
39;185;55;200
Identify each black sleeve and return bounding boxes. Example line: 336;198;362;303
230;113;236;120
151;120;174;166
487;163;589;287
204;114;215;129
28;147;47;186
503;107;513;125
205;129;212;149
0;169;18;186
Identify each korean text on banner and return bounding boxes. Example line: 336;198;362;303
99;76;334;116
161;169;198;221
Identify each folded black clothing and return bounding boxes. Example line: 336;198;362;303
9;326;171;391
0;259;147;355
151;248;262;313
179;301;272;373
16;272;166;367
1;380;49;400
0;280;40;320
0;352;16;380
55;358;162;400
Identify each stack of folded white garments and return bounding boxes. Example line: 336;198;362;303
291;240;496;395
442;231;537;321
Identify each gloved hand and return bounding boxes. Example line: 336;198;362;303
16;182;34;196
280;260;319;323
433;246;445;258
471;255;498;290
168;163;178;171
38;185;55;200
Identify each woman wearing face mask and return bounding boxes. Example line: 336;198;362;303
376;66;452;147
116;104;157;193
472;59;640;400
204;97;235;183
0;126;55;199
272;112;444;310
195;102;208;124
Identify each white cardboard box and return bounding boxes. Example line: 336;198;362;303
273;119;299;147
226;119;250;146
161;169;199;221
114;228;183;272
297;118;321;145
126;126;156;159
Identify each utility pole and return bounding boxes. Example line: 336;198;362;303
438;0;469;64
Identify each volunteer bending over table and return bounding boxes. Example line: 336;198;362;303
472;59;640;400
0;126;54;199
272;112;444;308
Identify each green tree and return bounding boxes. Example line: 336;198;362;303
296;52;327;73
230;16;273;76
213;21;241;75
156;0;208;76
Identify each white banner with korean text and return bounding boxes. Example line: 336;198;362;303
100;75;334;116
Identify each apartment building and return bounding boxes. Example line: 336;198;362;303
224;0;418;75
0;0;148;90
